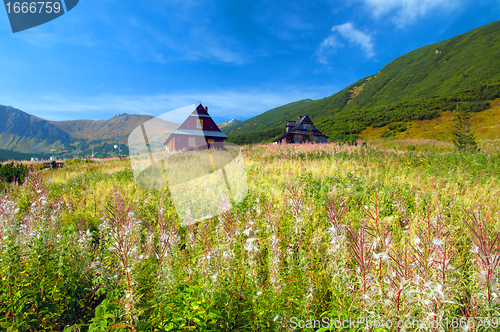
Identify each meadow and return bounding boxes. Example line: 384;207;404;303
1;142;500;331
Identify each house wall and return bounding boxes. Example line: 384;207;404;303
166;135;225;151
292;134;327;143
177;115;220;131
298;124;315;130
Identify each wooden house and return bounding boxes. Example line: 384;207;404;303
273;115;328;144
164;104;227;151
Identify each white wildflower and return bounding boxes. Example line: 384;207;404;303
432;238;443;246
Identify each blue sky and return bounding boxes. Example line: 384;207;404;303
0;0;499;123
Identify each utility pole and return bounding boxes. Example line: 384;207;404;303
50;144;56;161
118;115;122;157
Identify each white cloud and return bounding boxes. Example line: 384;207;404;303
316;22;374;63
315;35;343;64
332;23;375;58
360;0;462;26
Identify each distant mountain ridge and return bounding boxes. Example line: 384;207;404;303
218;119;242;129
223;20;500;143
0;106;158;158
50;114;155;141
0;105;241;159
0;105;73;154
4;20;500;157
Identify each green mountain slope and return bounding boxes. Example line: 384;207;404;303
0;106;157;158
218;119;242;129
223;99;318;135
0;105;224;159
0;105;73;153
50;114;154;141
224;20;500;143
0;148;47;161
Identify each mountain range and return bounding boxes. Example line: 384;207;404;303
0;106;233;160
2;20;500;160
0;105;157;159
222;20;500;144
218;119;242;129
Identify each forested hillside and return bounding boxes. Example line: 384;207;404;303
223;20;500;143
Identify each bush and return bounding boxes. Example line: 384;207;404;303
388;123;407;132
380;131;395;138
371;122;387;128
467;101;491;113
440;102;458;111
0;162;29;184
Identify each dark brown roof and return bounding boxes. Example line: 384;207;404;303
274;115;328;142
163;104;227;145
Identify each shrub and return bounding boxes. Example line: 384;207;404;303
0;162;29;184
380;131;395;138
371;122;387;128
440;102;458;111
388;123;407;132
467;101;491;113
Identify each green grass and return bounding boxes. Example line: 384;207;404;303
1;143;500;330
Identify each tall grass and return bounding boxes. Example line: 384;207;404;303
0;143;499;330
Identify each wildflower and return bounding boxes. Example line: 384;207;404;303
244;237;258;252
432;238;443;246
423;280;434;288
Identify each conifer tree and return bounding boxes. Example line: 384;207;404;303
451;103;478;152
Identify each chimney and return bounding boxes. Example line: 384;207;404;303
205;106;208;112
298;115;301;119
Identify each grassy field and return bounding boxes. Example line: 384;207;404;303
360;99;500;144
1;143;500;331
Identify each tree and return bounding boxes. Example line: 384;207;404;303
0;162;29;184
451;103;478;153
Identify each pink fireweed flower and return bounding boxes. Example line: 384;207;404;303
100;189;143;330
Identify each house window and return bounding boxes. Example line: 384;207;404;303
189;137;195;146
197;119;203;129
208;139;214;144
303;124;310;129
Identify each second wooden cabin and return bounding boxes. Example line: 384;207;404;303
273;115;328;144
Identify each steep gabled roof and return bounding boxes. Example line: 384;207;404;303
163;104;227;145
274;115;328;142
169;129;227;137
